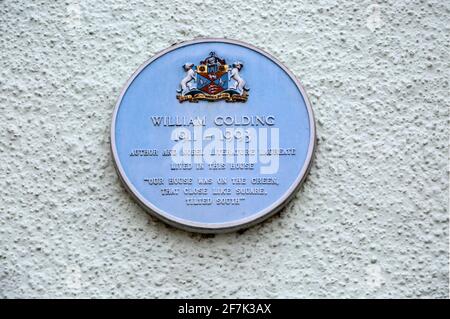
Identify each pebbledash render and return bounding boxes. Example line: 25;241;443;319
0;0;448;298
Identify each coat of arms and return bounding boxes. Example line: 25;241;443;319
176;52;249;103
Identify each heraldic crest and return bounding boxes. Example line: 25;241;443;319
176;52;249;103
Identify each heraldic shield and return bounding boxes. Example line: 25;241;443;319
177;52;249;103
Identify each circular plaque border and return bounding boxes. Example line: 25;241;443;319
110;38;316;233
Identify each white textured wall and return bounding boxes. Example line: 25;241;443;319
0;0;448;298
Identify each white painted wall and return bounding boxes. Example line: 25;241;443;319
0;0;448;298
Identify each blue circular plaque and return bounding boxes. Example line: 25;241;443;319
111;39;315;233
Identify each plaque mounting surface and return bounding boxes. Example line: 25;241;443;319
111;38;316;233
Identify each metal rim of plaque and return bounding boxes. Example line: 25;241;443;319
111;38;316;233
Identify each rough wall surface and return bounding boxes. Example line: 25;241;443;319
0;0;448;298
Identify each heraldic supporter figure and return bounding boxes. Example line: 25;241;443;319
230;61;246;93
178;63;196;94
